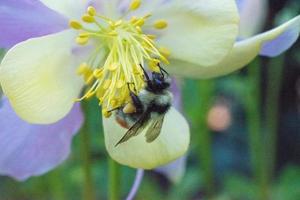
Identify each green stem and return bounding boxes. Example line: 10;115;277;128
80;102;96;200
108;159;121;200
48;170;65;200
245;59;268;200
264;55;285;189
197;80;215;198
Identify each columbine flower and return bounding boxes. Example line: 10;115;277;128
156;0;300;183
0;0;299;180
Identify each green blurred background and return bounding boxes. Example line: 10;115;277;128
0;0;300;199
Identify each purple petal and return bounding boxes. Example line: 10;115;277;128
126;169;144;200
155;156;187;183
0;97;83;181
237;0;268;37
236;0;245;10
0;0;68;49
170;79;182;110
260;23;300;57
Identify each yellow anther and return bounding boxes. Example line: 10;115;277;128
159;47;171;57
135;19;145;26
147;34;157;40
152;58;161;64
85;75;94;85
76;36;89;45
135;26;142;33
77;63;90;75
130;0;141;10
82;14;95;23
79;33;90;38
130;16;138;24
102;109;112;118
87;6;96;16
149;59;161;72
93;68;104;78
116;80;125;88
160;56;170;65
149;65;160;73
154;20;168;29
82;69;93;81
69;20;82;30
132;65;142;75
109;63;120;71
103;79;112;90
114;20;123;27
110;99;118;108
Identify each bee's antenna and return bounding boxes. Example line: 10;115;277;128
158;63;169;76
139;64;151;82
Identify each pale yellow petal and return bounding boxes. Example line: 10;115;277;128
40;0;86;19
103;107;190;169
0;30;84;124
154;0;239;66
168;16;300;79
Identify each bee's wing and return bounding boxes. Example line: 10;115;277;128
115;112;150;146
145;115;165;143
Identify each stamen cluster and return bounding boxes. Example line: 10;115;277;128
69;0;170;117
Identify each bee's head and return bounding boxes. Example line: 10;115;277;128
139;63;170;92
150;71;171;91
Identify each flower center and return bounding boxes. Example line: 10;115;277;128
69;0;170;117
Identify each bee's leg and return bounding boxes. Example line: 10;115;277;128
127;83;144;114
130;94;143;114
127;82;138;94
107;107;121;113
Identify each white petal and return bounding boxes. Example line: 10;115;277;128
0;30;84;124
103;107;190;169
154;0;239;66
168;16;300;79
40;0;87;19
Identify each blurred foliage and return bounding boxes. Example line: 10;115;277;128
216;165;300;200
0;0;300;200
